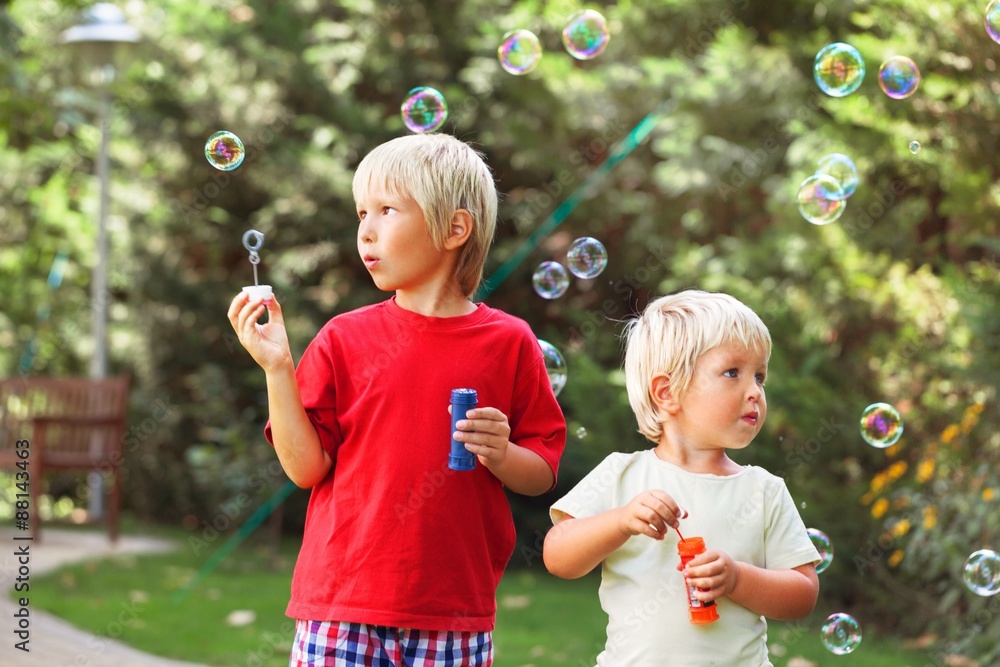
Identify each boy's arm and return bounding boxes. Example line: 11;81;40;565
543;511;630;579
685;553;819;621
544;490;685;579
228;293;332;488
266;362;332;488
484;442;553;495
728;562;819;620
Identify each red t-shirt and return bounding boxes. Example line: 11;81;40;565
265;297;566;631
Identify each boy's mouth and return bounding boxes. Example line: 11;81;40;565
363;255;380;269
741;410;758;425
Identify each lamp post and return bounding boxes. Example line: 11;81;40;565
60;3;139;521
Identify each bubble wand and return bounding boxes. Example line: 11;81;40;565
241;229;272;304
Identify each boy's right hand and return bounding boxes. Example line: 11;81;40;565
618;490;686;540
227;291;294;374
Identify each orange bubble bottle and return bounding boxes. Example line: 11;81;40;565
678;537;720;624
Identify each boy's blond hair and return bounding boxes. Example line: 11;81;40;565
352;133;497;298
623;290;772;443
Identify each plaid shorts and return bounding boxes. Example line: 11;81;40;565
290;620;494;667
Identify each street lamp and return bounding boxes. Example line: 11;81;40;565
59;2;139;381
60;3;139;522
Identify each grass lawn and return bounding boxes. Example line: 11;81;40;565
21;527;933;666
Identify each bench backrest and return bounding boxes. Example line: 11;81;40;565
0;376;131;468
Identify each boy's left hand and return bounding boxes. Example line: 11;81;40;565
452;406;511;467
678;549;740;603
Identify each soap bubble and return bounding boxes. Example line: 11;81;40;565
204;131;245;171
796;175;846;225
815;153;859;199
860;402;903;448
909;140;921;154
807;528;834;574
566;237;608;279
562;9;610;60
878;56;921;99
814;43;865;97
538;339;567;397
576;426;588;439
498;29;542;75
532;261;570;299
988;0;1000;43
821;613;862;655
401;87;448;133
963;549;1000;596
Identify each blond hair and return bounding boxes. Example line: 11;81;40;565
352;133;497;298
623;290;772;443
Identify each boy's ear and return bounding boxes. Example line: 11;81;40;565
443;209;473;250
650;373;680;414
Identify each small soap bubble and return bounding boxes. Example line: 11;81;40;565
821;613;862;655
987;0;1000;43
796;175;846;225
562;9;610;60
963;549;1000;596
909;140;922;154
807;528;834;574
576;426;588;439
401;87;448;133
532;261;570;299
814;43;866;97
860;402;903;448
537;339;567;397
815;153;859;199
566;237;608;279
204;131;245;171
498;29;542;75
878;56;921;99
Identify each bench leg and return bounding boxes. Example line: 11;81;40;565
108;467;121;543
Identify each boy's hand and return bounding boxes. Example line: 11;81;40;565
227;292;294;374
618;490;686;540
679;549;740;603
451;406;511;468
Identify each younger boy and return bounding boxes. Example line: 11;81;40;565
543;290;818;666
228;133;566;666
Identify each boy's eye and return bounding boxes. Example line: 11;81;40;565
383;206;396;215
723;369;738;378
357;210;367;221
755;373;766;385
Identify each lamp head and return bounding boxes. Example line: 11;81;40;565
59;3;140;86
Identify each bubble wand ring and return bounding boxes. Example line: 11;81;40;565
241;229;272;304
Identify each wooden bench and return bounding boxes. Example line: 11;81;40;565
0;376;130;542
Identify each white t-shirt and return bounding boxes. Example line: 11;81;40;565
550;449;820;667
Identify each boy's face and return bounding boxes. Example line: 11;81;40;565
356;187;448;293
671;341;768;451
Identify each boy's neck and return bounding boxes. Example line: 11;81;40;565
652;441;743;476
394;289;477;318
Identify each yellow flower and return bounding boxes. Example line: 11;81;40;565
916;459;935;483
984;488;996;502
922;506;937;530
860;491;874;506
871;472;888;493
941;424;959;444
891;519;911;537
872;498;889;519
970;402;985;416
887;461;908;481
888;550;905;567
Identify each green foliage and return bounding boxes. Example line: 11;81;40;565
2;0;999;661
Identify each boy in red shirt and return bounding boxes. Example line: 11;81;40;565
227;133;566;666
